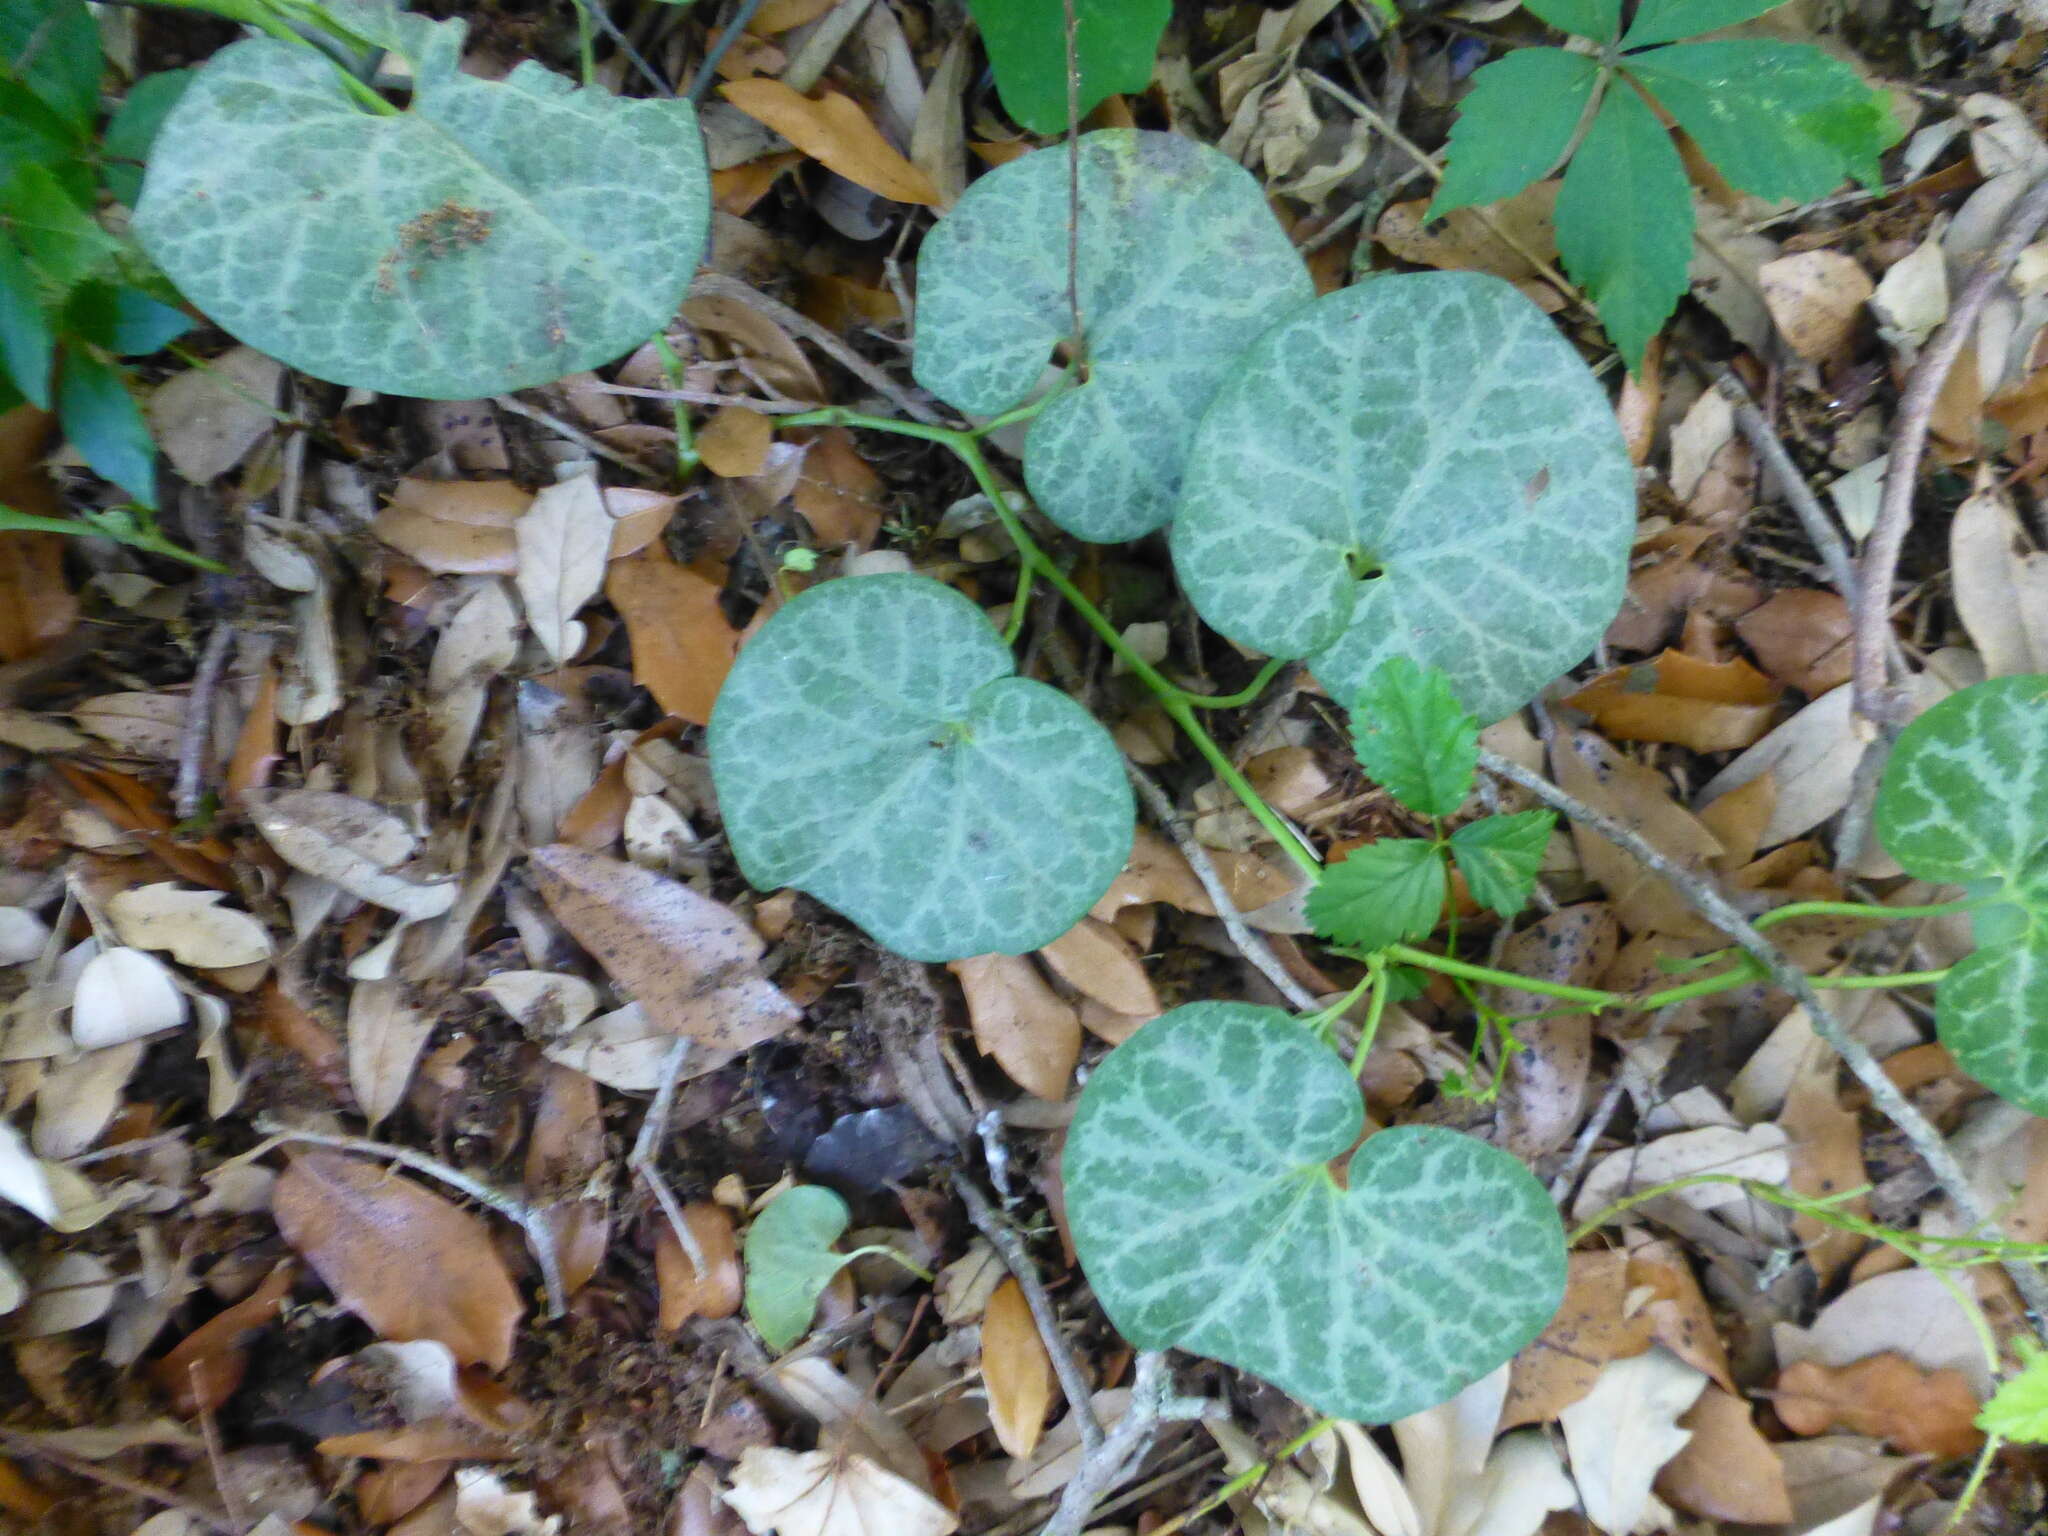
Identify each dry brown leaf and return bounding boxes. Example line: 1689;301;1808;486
1501;1249;1653;1429
981;1277;1052;1459
347;979;436;1132
605;546;741;726
793;428;885;548
698;406;773;479
0;408;79;661
1697;685;1862;848
1627;1238;1734;1390
1494;904;1617;1157
1699;772;1777;873
149;1259;295;1416
1779;1033;1867;1286
1244;746;1332;817
1550;730;1722;938
272;1150;523;1370
528;844;799;1051
1950;476;2048;677
1375;181;1560;284
1037;916;1159;1019
1760;251;1873;362
1774;1354;1984;1458
1735;589;1855;696
946;953;1080;1101
1654;1384;1793;1524
719;80;941;206
1566;650;1781;753
656;1203;742;1328
72;691;186;759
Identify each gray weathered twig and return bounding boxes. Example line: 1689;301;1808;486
1037;1351;1217;1536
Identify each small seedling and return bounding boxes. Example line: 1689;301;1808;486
742;1183;928;1353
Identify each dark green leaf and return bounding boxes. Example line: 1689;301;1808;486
55;348;154;507
1624;41;1900;199
0;162;117;287
0;236;52;405
1350;657;1479;817
1432;49;1599;217
62;281;191;356
966;0;1172;135
1621;0;1789;48
99;69;194;207
0;74;90;189
1449;810;1556;918
1521;0;1621;40
1306;839;1446;954
1555;81;1693;373
0;0;101;132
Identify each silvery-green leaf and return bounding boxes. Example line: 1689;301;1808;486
134;21;709;399
912;129;1311;542
1875;675;2048;892
1171;273;1634;724
1065;1002;1566;1424
1935;931;2048;1116
707;574;1132;962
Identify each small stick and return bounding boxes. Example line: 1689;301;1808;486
173;623;235;822
1853;171;2048;728
1712;368;1863;614
491;393;664;481
952;1172;1104;1454
1038;1351;1217;1536
630;1036;712;1277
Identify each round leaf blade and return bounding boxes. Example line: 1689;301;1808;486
1875;675;2048;889
743;1184;853;1353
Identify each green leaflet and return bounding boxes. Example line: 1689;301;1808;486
1065;1004;1567;1423
912;130;1311;542
135;18;709;399
1876;676;2048;1114
1171;273;1634;724
1620;0;1792;48
1980;1340;2048;1443
967;0;1172;136
0;163;119;287
0;0;100;134
1520;0;1621;38
1449;810;1555;919
1430;49;1600;217
1351;657;1479;819
707;573;1133;963
56;348;154;507
100;69;194;208
743;1185;856;1353
0;236;51;406
1306;839;1446;954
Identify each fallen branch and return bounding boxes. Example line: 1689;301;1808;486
1038;1351;1217;1536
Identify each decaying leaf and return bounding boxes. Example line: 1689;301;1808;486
719;80;943;206
605;545;743;726
1551;730;1722;939
980;1278;1052;1459
1654;1384;1793;1524
1559;1347;1708;1536
656;1203;743;1328
249;789;457;922
1775;1354;1984;1458
1759;251;1873;362
71;946;190;1048
515;465;611;667
947;952;1079;1101
720;1446;957;1536
348;979;437;1132
106;883;272;969
1036;916;1159;1019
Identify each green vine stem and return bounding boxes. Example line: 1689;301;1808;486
0;503;227;573
1147;1415;1339;1536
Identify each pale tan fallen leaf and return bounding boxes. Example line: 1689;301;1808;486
719;80;942;206
0;707;86;754
1559;1347;1708;1536
1573;1124;1790;1226
1503;1250;1651;1429
1654;1384;1793;1524
1772;1266;1994;1398
249;789;457;922
106;883;271;969
1697;686;1862;848
0;1116;59;1223
1494;904;1616;1158
1950;476;2048;677
426;579;522;778
70;692;186;759
1244;745;1333;817
1036;916;1158;1019
656;1203;742;1328
0;905;51;966
1870;233;1948;355
1775;1355;1983;1458
1375;181;1560;284
71;946;189;1048
529;845;799;1051
720;1446;956;1536
698;406;773;478
1760;251;1873;362
144;346;283;484
1734;589;1854;695
516;682;599;847
1551;730;1722;939
272;1150;522;1370
515;466;610;667
348;979;436;1132
474;971;601;1036
946;953;1079;1101
20;1249;116;1338
981;1277;1052;1459
540;1002;736;1091
605;546;741;726
32;1041;142;1158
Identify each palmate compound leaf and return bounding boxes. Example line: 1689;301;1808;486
133;16;709;399
707;573;1132;963
1876;676;2048;1113
912;130;1312;543
1171;273;1634;724
1066;1003;1566;1423
967;0;1172;137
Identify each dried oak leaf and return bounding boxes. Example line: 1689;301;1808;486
271;1150;522;1370
1775;1353;1984;1458
528;844;799;1051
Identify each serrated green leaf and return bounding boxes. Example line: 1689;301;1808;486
0;0;100;133
1624;41;1901;201
967;0;1171;136
1555;81;1693;373
100;69;194;207
56;348;154;507
134;23;708;399
1431;48;1600;217
1521;0;1621;39
0;163;116;288
743;1185;854;1353
1171;272;1634;723
1065;1003;1567;1423
0;237;52;406
1980;1341;2048;1443
0;75;91;193
1620;0;1789;48
1352;658;1479;818
62;281;192;357
1306;838;1447;953
708;573;1133;963
913;130;1311;542
1450;810;1555;918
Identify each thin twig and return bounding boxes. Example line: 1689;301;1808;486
685;0;767;101
173;623;234;822
1854;171;2048;728
1478;749;2048;1333
1060;0;1085;366
491;393;665;481
569;0;673;94
952;1171;1104;1454
586;383;824;412
1712;368;1863;614
0;1430;236;1534
1038;1351;1217;1536
1126;763;1319;1012
689;272;946;425
630;1037;712;1277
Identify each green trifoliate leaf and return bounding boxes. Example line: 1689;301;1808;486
56;350;154;507
708;573;1133;963
1621;0;1790;48
1521;0;1621;38
135;20;709;399
1624;41;1901;201
913;130;1311;542
1450;811;1556;919
1306;839;1446;954
1432;49;1600;217
1555;82;1694;374
1065;1003;1567;1423
0;239;52;407
0;0;101;133
1351;657;1479;818
0;164;118;288
62;282;193;358
1172;272;1635;723
967;0;1171;136
743;1185;856;1353
1980;1340;2048;1443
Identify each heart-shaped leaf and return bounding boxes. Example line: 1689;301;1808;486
1170;272;1636;724
743;1184;854;1353
134;19;709;399
913;130;1311;543
1065;1002;1567;1423
1876;675;2048;1112
708;573;1133;962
